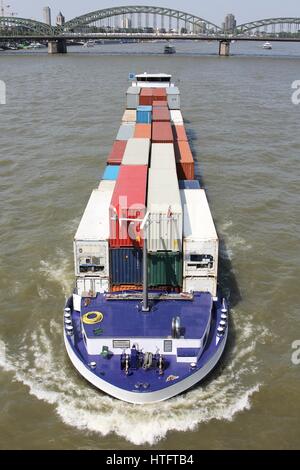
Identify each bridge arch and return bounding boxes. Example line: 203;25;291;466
0;16;54;35
63;5;222;32
236;17;300;35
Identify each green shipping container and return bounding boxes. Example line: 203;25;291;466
148;252;183;287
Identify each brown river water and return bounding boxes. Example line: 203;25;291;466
0;41;299;449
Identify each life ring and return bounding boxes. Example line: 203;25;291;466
82;311;103;325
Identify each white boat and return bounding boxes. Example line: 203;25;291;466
83;40;96;48
263;42;272;50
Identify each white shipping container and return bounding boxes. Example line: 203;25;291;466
170;110;183;124
183;277;217;297
180;189;219;277
150;143;176;170
116;123;135;141
126;86;141;109
76;277;109;296
122;109;137;123
74;182;115;278
122;138;150;165
147;168;183;252
167;86;180;110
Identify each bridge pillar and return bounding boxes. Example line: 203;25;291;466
219;40;230;57
48;39;67;54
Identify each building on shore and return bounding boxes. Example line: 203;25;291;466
223;14;237;32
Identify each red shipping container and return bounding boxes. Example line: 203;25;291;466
109;165;147;248
107;141;127;165
174;141;195;180
134;124;152;139
153;88;167;101
152;100;168;107
139;88;154;106
152;107;170;122
172;124;188;142
152;121;173;143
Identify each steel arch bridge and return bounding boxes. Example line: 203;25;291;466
0;16;54;35
63;5;222;32
236;17;300;34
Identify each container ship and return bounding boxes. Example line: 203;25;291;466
64;73;229;404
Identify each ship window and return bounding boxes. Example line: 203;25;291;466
164;340;173;353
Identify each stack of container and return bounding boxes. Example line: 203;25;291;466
102;165;120;181
174;141;195;180
74;181;116;296
147;165;183;287
116;123;135;141
122;109;136;123
134;124;152;139
166;87;181;110
136;105;152;124
107;140;127;165
180;188;219;296
109;165;148;287
126;86;141;109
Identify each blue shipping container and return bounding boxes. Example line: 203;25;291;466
102;165;120;180
137;105;152;124
179;180;201;190
110;248;143;285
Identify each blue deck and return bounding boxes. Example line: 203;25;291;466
66;296;227;394
81;292;212;340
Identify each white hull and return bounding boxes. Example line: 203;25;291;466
64;328;228;404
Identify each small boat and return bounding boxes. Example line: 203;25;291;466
83;40;96;48
164;44;176;54
263;42;272;50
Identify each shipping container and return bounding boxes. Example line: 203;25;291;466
172;124;188;141
116;123;135;141
152;107;170;122
136;105;152;124
167;87;180;110
134;123;152;139
148;252;183;287
76;277;109;296
150;143;176;170
110;248;143;285
122;109;137;123
183;277;217;297
180;189;219;278
111;284;142;292
147;168;183;252
175;141;195;180
126;86;141;109
109;165;148;248
152;100;168;108
122;138;150;166
152;121;173;143
179;180;201;190
152;88;167;101
74;181;116;278
107;140;127;165
102;165;120;181
140;88;154;106
170;110;184;124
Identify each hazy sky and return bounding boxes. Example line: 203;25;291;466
6;0;300;25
